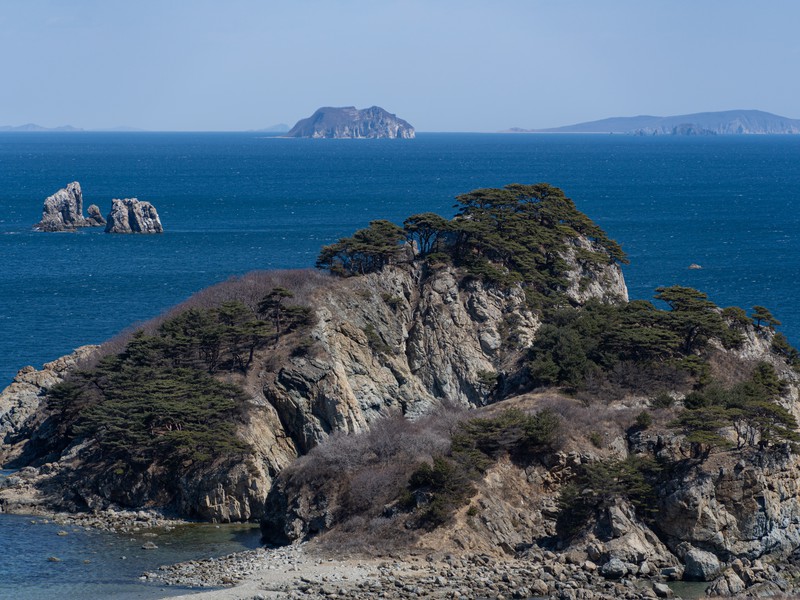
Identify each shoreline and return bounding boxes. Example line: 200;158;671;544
153;544;711;600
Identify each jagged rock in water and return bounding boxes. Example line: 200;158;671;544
286;106;415;139
35;182;102;231
86;204;106;226
105;198;163;233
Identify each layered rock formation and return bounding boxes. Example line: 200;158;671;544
34;182;103;231
286;106;415;139
104;198;163;233
0;346;98;466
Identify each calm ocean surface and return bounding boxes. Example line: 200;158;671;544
1;132;799;596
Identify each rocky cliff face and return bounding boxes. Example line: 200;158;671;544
286;106;415;139
0;245;625;521
0;346;98;466
34;182;103;231
104;198;163;233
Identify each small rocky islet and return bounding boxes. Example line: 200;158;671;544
34;181;163;233
4;182;800;598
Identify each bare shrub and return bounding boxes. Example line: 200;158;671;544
271;404;467;548
530;394;640;452
93;268;332;359
707;350;757;388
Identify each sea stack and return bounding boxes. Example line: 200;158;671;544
286;106;415;139
86;204;106;226
104;198;163;233
35;182;102;231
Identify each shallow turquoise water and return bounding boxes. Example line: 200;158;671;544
0;510;261;600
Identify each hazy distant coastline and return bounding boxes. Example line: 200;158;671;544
506;109;800;135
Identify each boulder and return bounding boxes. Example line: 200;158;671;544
652;582;673;598
105;198;163;233
35;182;101;231
600;557;628;579
683;546;721;581
706;569;746;596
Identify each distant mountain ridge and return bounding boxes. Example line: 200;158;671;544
286;106;415;139
508;110;800;135
0;123;83;132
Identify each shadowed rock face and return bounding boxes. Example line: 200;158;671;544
286;106;415;139
104;198;163;233
35;182;103;231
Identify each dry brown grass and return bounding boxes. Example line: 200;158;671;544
77;268;332;369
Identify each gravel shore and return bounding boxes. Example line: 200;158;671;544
154;544;693;600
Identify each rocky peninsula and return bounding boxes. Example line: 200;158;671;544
286;106;415;139
5;183;800;598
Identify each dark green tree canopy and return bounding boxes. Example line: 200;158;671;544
317;184;627;307
316;219;407;276
751;305;781;330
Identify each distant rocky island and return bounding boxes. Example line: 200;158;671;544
286;106;415;139
254;123;290;133
508;109;800;135
34;182;163;233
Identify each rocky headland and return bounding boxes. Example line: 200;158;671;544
286;106;415;139
5;183;800;598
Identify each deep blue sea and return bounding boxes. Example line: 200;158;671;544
1;132;800;596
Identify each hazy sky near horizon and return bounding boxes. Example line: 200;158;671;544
2;0;799;131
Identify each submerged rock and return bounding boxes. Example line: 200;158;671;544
105;198;163;233
35;182;102;231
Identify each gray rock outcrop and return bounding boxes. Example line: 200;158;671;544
0;346;98;465
104;198;163;233
86;204;106;226
286;106;415;139
35;182;103;231
682;545;721;581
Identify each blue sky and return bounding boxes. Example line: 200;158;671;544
2;0;799;131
